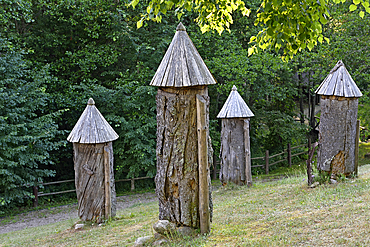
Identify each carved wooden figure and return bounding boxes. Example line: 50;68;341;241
315;60;362;175
150;23;216;233
217;85;254;186
67;98;119;222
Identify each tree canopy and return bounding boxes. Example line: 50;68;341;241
133;0;370;58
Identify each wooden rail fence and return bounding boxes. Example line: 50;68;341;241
32;176;153;207
32;143;307;207
212;143;308;179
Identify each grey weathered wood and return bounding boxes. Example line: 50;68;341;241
315;60;362;98
217;86;254;118
196;94;210;234
218;86;254;186
219;119;247;185
316;61;362;176
265;150;269;175
72;142;116;222
104;146;111;219
73;143;105;221
317;96;359;175
68;98;117;222
355;119;360;176
155;87;212;228
67;98;119;143
150;23;217;87
244;119;252;187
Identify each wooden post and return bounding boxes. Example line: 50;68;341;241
104;146;111;219
196;95;210;234
33;186;38;207
244;119;252;187
131;179;135;192
265;150;269;175
307;142;318;186
287;143;292;168
212;153;217;180
355;119;360;176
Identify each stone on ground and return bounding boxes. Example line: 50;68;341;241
134;236;152;247
153;220;176;235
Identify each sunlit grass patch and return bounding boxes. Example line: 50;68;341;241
3;165;370;246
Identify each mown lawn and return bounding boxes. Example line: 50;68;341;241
2;162;370;246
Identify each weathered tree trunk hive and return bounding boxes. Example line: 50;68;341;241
150;23;216;233
217;85;254;186
315;60;362;175
67;98;119;222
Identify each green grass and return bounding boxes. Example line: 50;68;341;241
3;164;370;246
2;144;370;246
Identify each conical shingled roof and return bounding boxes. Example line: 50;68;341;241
315;60;362;98
217;85;254;118
150;23;217;87
67;98;119;144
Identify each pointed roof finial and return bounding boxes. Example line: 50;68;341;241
177;22;186;31
315;60;362;98
330;60;344;74
67;98;119;143
150;22;217;87
87;98;95;105
217;85;254;118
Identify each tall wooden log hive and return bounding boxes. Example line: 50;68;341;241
217;85;254;186
151;23;216;232
315;60;362;175
67;98;119;222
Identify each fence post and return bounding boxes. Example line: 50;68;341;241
287;143;292;168
131;179;135;192
355;119;360;176
212;153;217;180
33;186;38;207
265;150;269;175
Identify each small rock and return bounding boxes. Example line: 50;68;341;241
134;236;152;247
330;179;337;184
75;223;84;230
176;226;196;237
153;238;169;246
310;182;320;188
153;220;176;235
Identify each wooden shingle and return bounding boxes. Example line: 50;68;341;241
217;85;254;118
150;23;217;87
315;60;362;98
67;98;119;144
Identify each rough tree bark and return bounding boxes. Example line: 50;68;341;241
219;118;249;185
73;142;116;222
155;87;212;228
317;96;358;175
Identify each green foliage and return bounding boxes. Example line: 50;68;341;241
0;38;63;206
133;0;370;57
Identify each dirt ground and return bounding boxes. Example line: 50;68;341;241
0;192;157;235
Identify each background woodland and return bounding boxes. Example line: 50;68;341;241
1;0;370;208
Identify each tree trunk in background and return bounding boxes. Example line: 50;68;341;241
73;142;116;222
155;87;212;228
299;73;305;124
219;118;247;185
317;96;358;175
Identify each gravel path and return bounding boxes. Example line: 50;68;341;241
0;192;157;235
